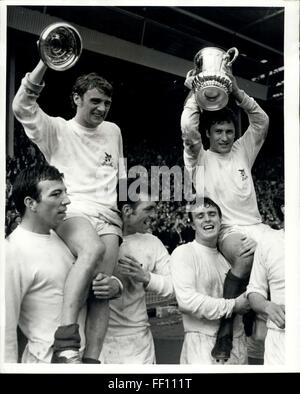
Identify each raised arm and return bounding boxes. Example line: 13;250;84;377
12;60;59;161
12;60;47;118
28;60;48;85
181;91;203;158
227;69;269;145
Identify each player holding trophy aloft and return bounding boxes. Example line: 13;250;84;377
181;45;272;362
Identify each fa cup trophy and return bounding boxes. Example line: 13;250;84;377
188;46;239;111
37;22;82;71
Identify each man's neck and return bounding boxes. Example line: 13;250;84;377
123;225;137;237
73;115;100;129
73;115;88;128
195;234;217;248
209;148;230;156
20;216;51;235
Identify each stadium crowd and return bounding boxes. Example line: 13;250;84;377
5;126;284;251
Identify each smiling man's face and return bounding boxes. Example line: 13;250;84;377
74;88;112;128
124;193;157;235
191;203;221;247
206;120;235;154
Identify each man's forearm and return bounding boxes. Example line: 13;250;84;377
231;87;245;104
28;60;48;85
176;290;235;321
238;91;269;137
181;92;202;157
146;272;173;298
248;292;268;317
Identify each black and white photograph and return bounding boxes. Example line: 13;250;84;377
0;0;299;379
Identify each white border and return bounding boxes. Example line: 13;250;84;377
0;0;299;374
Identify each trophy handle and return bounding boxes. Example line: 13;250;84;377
225;47;239;67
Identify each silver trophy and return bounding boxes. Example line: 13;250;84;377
37;22;82;71
190;46;239;111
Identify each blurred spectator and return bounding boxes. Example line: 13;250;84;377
6;126;284;241
9;215;22;233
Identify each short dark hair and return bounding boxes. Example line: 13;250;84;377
12;163;64;217
118;176;151;212
202;107;238;134
187;196;222;222
71;72;113;109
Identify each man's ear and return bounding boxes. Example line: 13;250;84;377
24;196;37;212
205;128;210;139
122;204;133;217
73;93;81;107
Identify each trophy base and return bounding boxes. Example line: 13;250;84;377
192;72;232;111
195;86;229;111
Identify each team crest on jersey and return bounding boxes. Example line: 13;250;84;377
238;169;248;181
101;152;114;167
